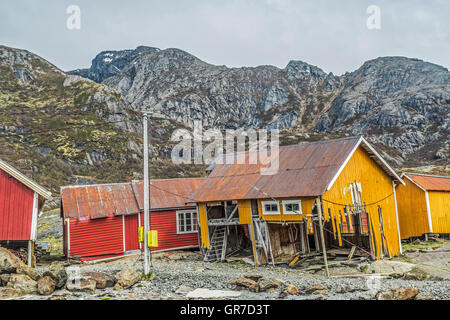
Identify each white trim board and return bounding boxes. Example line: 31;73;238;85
30;192;39;241
327;137;405;191
392;181;403;254
401;174;427;192
425;191;433;233
0;159;51;199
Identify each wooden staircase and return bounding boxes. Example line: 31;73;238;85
203;226;228;262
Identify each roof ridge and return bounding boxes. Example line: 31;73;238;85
61;182;131;189
0;158;51;199
405;172;450;179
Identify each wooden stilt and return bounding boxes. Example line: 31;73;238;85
27;240;34;267
316;197;330;278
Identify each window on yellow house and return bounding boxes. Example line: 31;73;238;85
282;200;302;215
261;200;280;215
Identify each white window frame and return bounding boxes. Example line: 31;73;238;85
261;200;281;215
282;200;302;215
176;210;198;234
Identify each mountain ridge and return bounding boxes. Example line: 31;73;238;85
70;46;449;167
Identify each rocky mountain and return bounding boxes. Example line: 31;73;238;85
71;46;449;167
1;44;448;194
0;46;202;193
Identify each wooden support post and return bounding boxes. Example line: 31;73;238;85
304;218;311;254
316;197;330;278
27;240;34;267
300;223;306;254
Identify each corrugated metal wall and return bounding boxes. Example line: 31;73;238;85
68;215;124;260
0;169;34;241
429;191;450;234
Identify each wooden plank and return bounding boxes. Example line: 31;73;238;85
347;246;357;260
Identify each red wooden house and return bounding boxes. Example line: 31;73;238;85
61;178;204;261
0;159;51;266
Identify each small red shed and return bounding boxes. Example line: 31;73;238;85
0;159;51;265
61;178;204;261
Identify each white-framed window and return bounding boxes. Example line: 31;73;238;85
176;210;198;234
261;200;280;215
282;200;302;215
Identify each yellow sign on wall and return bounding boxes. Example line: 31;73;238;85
148;230;158;247
138;227;158;247
138;227;144;242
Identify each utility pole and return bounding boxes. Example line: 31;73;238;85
316;197;330;278
143;113;151;275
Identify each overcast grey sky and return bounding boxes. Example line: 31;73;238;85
1;0;448;74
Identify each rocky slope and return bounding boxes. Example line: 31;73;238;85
0;46;203;193
71;46;449;167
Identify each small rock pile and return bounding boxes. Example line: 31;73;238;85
1;247;144;299
0;247;41;298
229;275;283;293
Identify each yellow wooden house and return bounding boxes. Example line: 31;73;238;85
190;136;405;265
396;173;450;239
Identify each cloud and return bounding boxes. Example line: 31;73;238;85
0;0;448;74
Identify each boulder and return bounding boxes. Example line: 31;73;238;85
48;295;66;300
16;261;41;281
114;266;141;290
37;276;56;296
0;274;10;286
229;276;258;290
243;275;264;282
415;292;435;300
229;276;282;293
285;284;299;295
376;288;420;300
6;274;37;294
0;287;23;298
82;272;115;289
66;277;97;293
258;278;283;292
0;247;20;274
43;262;67;289
305;283;329;295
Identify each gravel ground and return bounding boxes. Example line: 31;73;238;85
14;249;449;301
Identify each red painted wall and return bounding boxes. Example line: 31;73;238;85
0;169;34;241
125;214;140;252
67;215;123;261
64;209;199;261
140;210;199;252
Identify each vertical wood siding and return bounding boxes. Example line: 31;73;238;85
198;203;209;249
428;191;450;234
238;200;252;224
396;179;430;238
322;147;401;257
0;169;34;241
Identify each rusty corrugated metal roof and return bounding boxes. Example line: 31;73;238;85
191;136;362;202
61;183;140;219
61;178;205;219
132;178;205;211
405;173;450;192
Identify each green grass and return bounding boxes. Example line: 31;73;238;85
402;239;450;252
